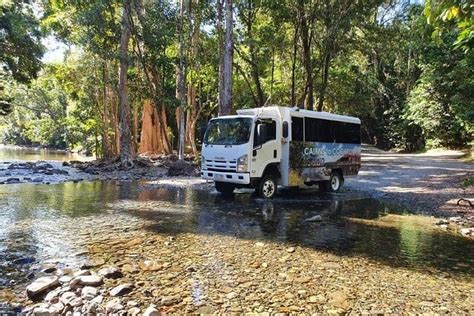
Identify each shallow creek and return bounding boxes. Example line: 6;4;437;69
0;181;473;313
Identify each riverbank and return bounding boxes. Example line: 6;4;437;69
0;155;199;185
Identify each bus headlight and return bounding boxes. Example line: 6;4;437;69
201;156;206;170
237;154;248;172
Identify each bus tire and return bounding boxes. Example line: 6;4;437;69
328;171;343;192
215;182;235;195
258;174;277;199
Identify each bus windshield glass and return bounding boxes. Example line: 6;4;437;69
204;118;253;145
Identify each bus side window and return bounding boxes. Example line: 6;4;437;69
291;117;303;141
254;120;276;145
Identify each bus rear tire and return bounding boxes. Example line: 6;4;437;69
319;171;343;193
257;174;277;199
215;182;235;195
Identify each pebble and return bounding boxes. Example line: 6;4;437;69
81;286;98;300
97;266;122;279
105;298;124;313
128;307;141;315
143;304;160;316
74;275;103;286
60;292;82;307
26;276;59;299
306;214;323;222
110;283;134;297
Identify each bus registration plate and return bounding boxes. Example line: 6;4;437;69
214;174;224;180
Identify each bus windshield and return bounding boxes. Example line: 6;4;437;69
204;118;253;145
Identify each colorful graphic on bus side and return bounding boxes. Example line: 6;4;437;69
289;142;361;185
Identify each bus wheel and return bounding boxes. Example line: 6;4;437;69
258;174;277;199
215;182;235;195
328;171;343;192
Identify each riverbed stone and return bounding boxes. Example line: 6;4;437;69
105;298;124;313
128;307;141;315
6;177;20;183
73;275;103;287
59;275;72;284
81;286;98;300
143;304;160;316
44;287;63;303
73;270;91;277
26;276;59;299
98;265;122;279
40;263;57;274
306;215;322;222
110;283;134;297
49;302;65;314
80;258;105;269
60;291;82;307
139;260;161;271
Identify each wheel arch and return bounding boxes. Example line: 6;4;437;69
262;163;281;179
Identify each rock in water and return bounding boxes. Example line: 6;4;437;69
26;276;59;299
128;307;141;315
139;260;161;271
80;258;105;269
143;304;160;316
74;275;103;286
98;266;122;279
81;286;98;300
110;284;134;297
106;298;124;313
306;215;322;222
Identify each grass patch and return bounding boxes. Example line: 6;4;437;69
461;176;474;187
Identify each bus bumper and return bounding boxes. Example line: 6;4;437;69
201;170;251;185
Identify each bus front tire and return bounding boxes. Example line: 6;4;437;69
257;174;277;199
215;182;235;195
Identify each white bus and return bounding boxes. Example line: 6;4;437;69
201;106;361;198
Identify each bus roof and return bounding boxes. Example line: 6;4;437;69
236;106;361;124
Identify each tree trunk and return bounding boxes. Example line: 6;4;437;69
220;0;233;115
217;0;224;114
317;52;331;111
101;61;111;159
186;0;201;156
176;0;186;160
118;0;133;165
291;24;299;106
300;12;313;110
138;99;163;154
160;104;171;153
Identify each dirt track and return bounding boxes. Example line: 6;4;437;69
345;146;474;220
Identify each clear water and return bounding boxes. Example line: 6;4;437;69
0;145;93;162
0;181;472;291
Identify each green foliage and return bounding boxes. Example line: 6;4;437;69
0;0;44;83
0;0;472;154
424;0;473;51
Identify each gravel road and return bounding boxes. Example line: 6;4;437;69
345;145;473;219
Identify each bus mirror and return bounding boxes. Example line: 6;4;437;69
257;123;267;146
282;121;289;138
